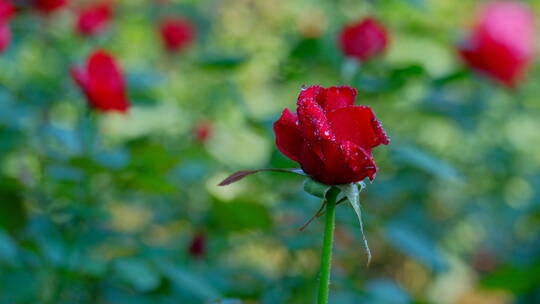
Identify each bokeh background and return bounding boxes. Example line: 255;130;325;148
1;0;540;303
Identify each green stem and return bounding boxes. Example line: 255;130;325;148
317;187;339;304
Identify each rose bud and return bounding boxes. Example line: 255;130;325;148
34;0;69;14
0;22;10;53
274;85;389;185
188;232;206;258
76;2;113;37
458;1;535;88
193;121;212;143
0;0;14;22
159;18;195;53
0;0;13;53
339;17;389;62
71;50;130;113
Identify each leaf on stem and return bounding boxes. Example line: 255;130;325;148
218;168;306;186
303;178;331;198
339;181;372;266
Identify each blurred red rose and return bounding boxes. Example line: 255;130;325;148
458;1;535;88
159;18;195;53
0;0;14;22
193;121;212;143
71;50;130;113
76;2;113;36
0;0;13;53
274;85;389;185
188;232;206;258
35;0;68;14
339;17;388;62
0;22;10;53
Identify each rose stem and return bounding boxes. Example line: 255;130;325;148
317;187;340;304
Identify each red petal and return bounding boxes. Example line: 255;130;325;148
297;95;335;142
273;109;303;162
318;86;357;111
339;141;378;181
297;95;336;161
327;105;389;152
299;140;377;185
297;85;324;107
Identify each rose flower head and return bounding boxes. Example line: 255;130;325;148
71;50;130;113
159;17;195;53
339;17;389;62
458;1;535;88
273;85;389;185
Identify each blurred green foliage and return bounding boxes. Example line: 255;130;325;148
1;0;540;303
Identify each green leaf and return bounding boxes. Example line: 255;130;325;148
157;261;220;302
384;222;446;272
338;182;371;265
114;258;161;292
481;263;540;294
303;178;331;198
0;229;16;263
0;178;26;233
392;146;460;181
212;200;272;232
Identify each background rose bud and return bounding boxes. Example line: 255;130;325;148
458;1;535;88
71;50;130;113
0;0;13;53
274;85;389;185
339;17;389;62
76;2;113;37
159;18;195;53
193;121;212;143
35;0;68;15
188;232;206;258
0;22;10;53
0;0;14;22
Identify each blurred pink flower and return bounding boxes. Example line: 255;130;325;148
459;1;535;88
0;22;10;53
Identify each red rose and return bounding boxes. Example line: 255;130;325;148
71;50;130;113
76;2;113;37
273;85;389;185
458;1;535;88
0;0;13;53
193;121;212;143
159;18;195;53
0;22;10;53
0;0;14;23
35;0;68;14
339;17;389;62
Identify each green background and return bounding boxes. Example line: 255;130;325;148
0;0;539;303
